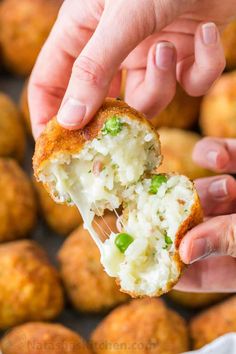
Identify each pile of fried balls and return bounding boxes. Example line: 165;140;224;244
0;0;236;353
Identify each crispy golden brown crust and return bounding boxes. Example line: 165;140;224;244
0;0;63;75
33;98;160;182
190;295;236;349
0;93;26;162
0;240;64;329
1;322;91;354
167;290;228;309
0;158;37;242
58;213;129;313
33;179;82;235
91;298;190;354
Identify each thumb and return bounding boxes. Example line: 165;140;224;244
57;0;181;129
179;214;236;264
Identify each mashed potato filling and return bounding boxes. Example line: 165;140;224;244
38;116;195;296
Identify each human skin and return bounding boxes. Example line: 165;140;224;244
28;0;236;138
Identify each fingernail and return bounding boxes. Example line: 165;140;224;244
155;42;175;70
57;98;86;126
206;150;218;167
209;179;228;199
189;238;212;264
202;22;217;45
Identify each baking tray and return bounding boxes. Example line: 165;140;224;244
0;72;199;341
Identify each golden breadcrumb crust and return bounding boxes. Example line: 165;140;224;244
1;322;91;354
168;290;228;309
190;295;236;349
0;240;64;329
91;298;190;354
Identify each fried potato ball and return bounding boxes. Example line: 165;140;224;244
0;159;37;242
168;290;228;309
190;296;236;349
34;180;82;236
157;128;212;180
1;322;91;354
150;85;201;129
222;20;236;70
91;298;189;354
0;0;63;76
200;71;236;138
19;80;31;134
0;240;64;329
58;213;129;313
0;92;26;162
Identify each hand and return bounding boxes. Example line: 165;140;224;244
177;137;236;292
29;0;235;138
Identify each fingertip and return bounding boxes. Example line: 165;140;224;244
179;235;192;265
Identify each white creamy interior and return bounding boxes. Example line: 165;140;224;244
38;116;195;296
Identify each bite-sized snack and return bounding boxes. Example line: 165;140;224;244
0;92;26;162
0;0;63;75
58;213;129;313
1;322;91;354
200;71;236;138
34;98;202;297
34;180;82;236
151;85;201;129
157;128;212;179
91;298;189;354
168;290;228;309
222;20;236;70
19;80;31;134
0;158;36;242
0;240;64;329
190;296;236;349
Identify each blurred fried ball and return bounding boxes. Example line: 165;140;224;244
0;159;37;242
222;20;236;70
91;298;189;354
34;180;82;236
157;128;212;179
0;92;26;162
1;322;91;354
0;0;63;75
190;296;236;349
58;214;129;313
19;80;31;134
0;240;64;329
168;290;228;309
200;71;236;138
150;85;201;129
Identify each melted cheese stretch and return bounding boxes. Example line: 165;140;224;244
41;117;195;295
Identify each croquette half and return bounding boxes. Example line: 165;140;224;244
34;98;202;297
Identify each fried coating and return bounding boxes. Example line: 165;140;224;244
0;0;63;75
190;296;236;349
200;71;236;138
19;80;31;134
91;298;189;354
1;322;91;354
150;85;201;129
157;128;212;179
0;92;26;162
0;158;37;242
222;20;236;70
34;180;82;236
168;290;228;309
58;213;129;312
0;240;64;329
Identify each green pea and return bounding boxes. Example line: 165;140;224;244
164;234;173;245
115;233;134;253
102;116;123;136
149;174;168;194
